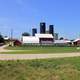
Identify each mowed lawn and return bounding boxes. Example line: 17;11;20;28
4;46;80;54
0;57;80;80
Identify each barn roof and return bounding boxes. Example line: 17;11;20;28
35;34;53;38
73;38;80;42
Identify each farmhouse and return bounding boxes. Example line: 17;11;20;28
73;38;80;46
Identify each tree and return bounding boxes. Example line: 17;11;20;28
0;35;4;43
59;37;64;40
22;32;30;36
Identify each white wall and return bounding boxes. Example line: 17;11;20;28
22;36;39;44
22;34;54;44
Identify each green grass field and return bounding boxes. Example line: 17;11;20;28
0;57;80;80
4;46;80;54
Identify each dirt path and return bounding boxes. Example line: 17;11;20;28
0;44;13;52
0;45;80;60
0;53;80;60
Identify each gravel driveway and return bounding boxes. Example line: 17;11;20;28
0;53;80;60
0;45;80;60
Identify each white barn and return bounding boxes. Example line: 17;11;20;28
22;34;54;44
22;36;39;44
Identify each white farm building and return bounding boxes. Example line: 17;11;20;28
22;34;54;44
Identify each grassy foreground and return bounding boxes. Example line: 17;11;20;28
4;46;80;54
0;57;80;80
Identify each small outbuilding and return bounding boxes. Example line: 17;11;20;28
54;40;72;46
73;39;80;46
13;39;22;46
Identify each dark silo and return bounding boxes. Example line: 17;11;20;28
49;25;54;36
54;33;58;40
32;28;37;36
40;22;46;34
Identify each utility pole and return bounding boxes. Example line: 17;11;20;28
11;29;13;40
10;29;14;46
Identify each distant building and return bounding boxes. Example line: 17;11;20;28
22;34;54;44
40;22;46;34
32;28;37;36
4;36;9;41
49;25;54;36
54;40;71;46
54;40;71;44
35;34;54;44
13;39;22;46
46;30;49;34
73;38;80;46
54;33;58;40
21;22;55;44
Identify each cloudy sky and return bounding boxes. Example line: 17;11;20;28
0;0;80;39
